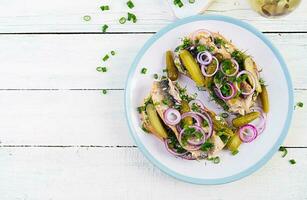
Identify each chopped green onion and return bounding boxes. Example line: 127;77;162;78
102;54;110;62
127;0;135;9
153;74;158;79
141;68;147;74
83;15;91;22
297;102;304;108
173;0;184;8
231;149;239;156
110;51;116;56
102;24;109;33
119;17;127;24
100;5;110;11
189;0;195;3
96;67;107;72
289;159;296;165
102;89;107;94
213;156;220;164
127;12;137;23
221;112;229;118
279;146;288;158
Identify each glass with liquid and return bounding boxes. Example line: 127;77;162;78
248;0;301;18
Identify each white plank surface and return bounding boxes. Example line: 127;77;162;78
0;147;306;200
0;89;305;146
0;0;307;198
0;0;307;33
0;33;306;89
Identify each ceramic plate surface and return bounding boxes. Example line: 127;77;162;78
125;15;293;185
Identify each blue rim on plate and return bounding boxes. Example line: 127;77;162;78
124;15;294;185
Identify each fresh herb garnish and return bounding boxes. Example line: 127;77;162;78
208;156;220;164
296;102;304;108
153;74;159;79
231;50;246;69
102;54;110;61
214;37;226;47
83;15;91;21
181;127;203;146
127;12;137;23
96;67;107;72
100;5;110;11
289;159;296;165
200;140;214;152
119;17;127;24
173;0;184;7
110;51;116;56
279;146;288;158
126;0;135;9
102;89;107;94
137;106;145;113
141;68;147;74
221;112;229;118
189;0;196;3
102;24;109;33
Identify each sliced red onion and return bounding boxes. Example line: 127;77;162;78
190;29;214;42
181;112;201;126
163;108;181;126
197;111;213;139
179;126;203;151
220;59;239;77
251;107;267;135
235;70;256;96
201;56;219;77
187;125;206;146
189;99;206;110
214;82;236;100
239;124;258;143
164;139;187;156
197;51;212;65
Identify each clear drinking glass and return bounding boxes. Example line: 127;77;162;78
248;0;301;18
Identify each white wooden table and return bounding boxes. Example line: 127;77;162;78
0;0;307;199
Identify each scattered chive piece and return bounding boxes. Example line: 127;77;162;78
96;67;103;72
111;51;116;56
119;17;127;24
153;74;158;79
100;5;110;11
141;68;147;74
83;15;91;21
102;54;110;62
173;0;184;8
221;112;229;118
102;24;109;33
101;67;107;72
279;146;288;158
127;12;137;23
127;0;135;9
102;89;107;94
231;150;239;156
213;156;220;164
289;159;296;165
297;102;304;108
189;0;195;3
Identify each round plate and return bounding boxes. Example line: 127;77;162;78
125;15;293;185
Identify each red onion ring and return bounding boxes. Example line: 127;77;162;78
188;99;206;110
189;111;213;139
201;56;219;77
179;126;204;151
164;139;187;156
235;70;256;96
251;107;267;135
190;29;214;42
197;51;212;65
181;112;202;126
220;59;239;77
163;108;181;126
187;125;206;146
239;124;258;143
214;82;237;100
